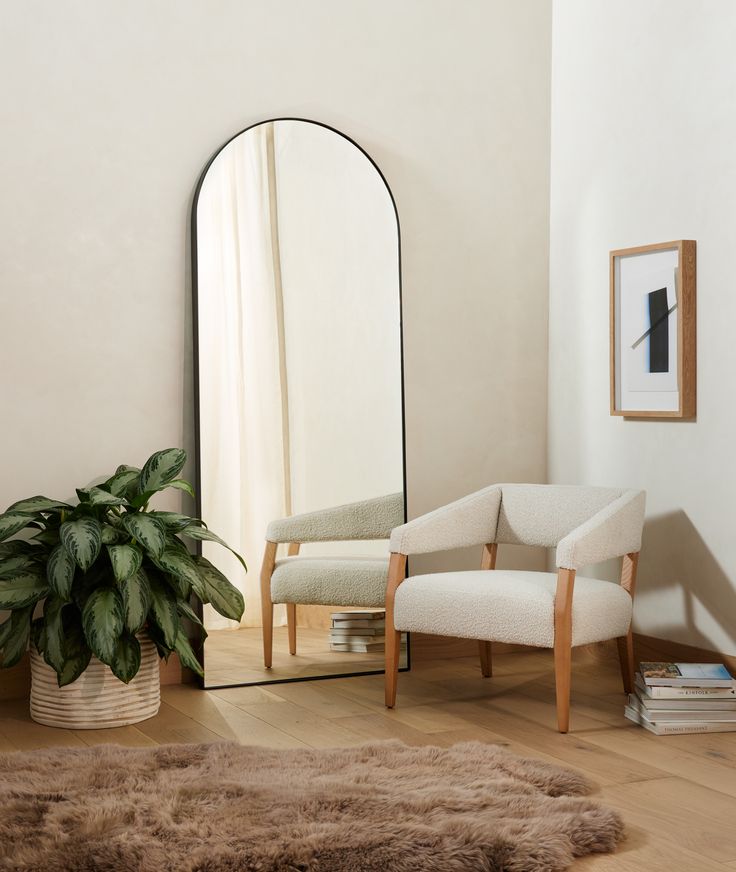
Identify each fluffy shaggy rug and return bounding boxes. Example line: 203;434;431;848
0;740;623;871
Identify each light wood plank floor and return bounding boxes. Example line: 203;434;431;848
2;648;735;871
204;625;407;686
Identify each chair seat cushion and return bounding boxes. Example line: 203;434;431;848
393;570;633;648
270;556;389;607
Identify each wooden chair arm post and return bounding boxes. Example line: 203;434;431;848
620;552;639;597
617;551;640;694
385;552;408;708
481;542;498;570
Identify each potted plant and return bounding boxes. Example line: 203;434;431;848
0;448;245;728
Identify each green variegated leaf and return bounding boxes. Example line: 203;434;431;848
139;449;187;494
164;573;190;601
31;527;61;546
167;479;195;499
177;599;205;629
88;487;128;507
145;621;172;660
106;467;141;499
0;568;48;609
82;587;124;664
108;633;141;683
193;557;244;622
6;496;72;515
190;556;212;604
122;514;165;559
107;544;142;583
120;569;151;634
43;596;67;673
47;544;76;600
0;513;34;542
56;614;92;687
0;540;37;559
147;576;179;648
148;512;204;532
60;518;102;571
164;534;191;556
30;616;45;653
173;631;203;678
179;526;247;571
128;490;157;510
0;542;39;580
0;606;33;667
156;548;201;591
100;524;121;544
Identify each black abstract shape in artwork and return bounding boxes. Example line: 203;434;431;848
648;287;669;373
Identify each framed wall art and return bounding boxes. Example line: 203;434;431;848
610;240;696;418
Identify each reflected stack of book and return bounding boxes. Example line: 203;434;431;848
625;662;736;735
328;610;406;654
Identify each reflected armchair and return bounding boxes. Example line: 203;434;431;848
384;484;646;732
261;493;404;667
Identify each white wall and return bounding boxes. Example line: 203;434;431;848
0;2;551;577
549;0;736;655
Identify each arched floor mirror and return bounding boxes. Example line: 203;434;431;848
192;119;407;687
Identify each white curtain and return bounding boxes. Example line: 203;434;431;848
196;124;287;629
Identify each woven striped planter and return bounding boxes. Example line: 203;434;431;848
29;635;161;730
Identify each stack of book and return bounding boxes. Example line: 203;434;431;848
625;661;736;735
328;610;390;654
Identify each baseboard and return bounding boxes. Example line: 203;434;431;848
0;652;191;702
0;654;31;701
633;632;736;674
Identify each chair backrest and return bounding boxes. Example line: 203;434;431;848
494;484;625;548
267;492;404;543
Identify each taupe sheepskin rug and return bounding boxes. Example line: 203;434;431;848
0;740;623;871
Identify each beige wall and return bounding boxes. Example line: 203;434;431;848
549;0;736;655
0;2;551;575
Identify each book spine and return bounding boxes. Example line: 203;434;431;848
651;721;736;735
625;707;736;735
647;685;735;699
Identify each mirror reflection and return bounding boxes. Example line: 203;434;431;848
193;119;406;687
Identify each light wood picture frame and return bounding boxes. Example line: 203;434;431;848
610;240;696;419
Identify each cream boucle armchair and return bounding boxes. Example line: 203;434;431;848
385;483;646;732
260;492;404;667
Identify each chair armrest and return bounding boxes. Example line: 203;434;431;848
266;492;404;544
556;490;646;570
389;486;502;555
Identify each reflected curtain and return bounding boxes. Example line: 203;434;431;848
196;123;288;629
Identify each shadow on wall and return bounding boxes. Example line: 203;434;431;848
637;510;736;655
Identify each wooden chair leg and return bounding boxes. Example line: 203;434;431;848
553;568;575;733
617;552;639;693
286;603;297;655
260;542;277;668
385;629;402;708
478;641;492;677
284;543;300;656
384;552;407;709
617;631;635;693
478;543;497;677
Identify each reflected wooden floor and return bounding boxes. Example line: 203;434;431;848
203;625;406;687
2;648;735;871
